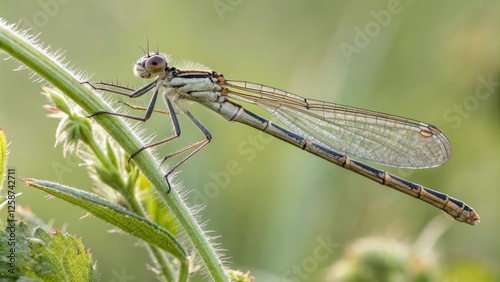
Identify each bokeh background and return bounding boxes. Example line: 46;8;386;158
1;1;499;281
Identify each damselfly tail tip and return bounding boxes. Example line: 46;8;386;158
469;211;480;226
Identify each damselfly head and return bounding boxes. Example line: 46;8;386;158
133;53;168;79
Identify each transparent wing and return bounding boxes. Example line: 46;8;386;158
224;80;451;168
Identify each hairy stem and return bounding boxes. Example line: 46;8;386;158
0;19;228;281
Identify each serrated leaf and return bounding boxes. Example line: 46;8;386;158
21;178;186;262
26;228;96;282
0;222;97;282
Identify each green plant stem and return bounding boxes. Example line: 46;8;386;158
0;19;228;281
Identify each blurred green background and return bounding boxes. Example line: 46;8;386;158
1;1;499;281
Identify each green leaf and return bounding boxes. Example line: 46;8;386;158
28;228;96;282
0;222;97;282
21;178;187;262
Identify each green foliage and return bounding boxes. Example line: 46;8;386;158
227;269;255;282
22;178;187;262
325;237;437;282
0;222;97;282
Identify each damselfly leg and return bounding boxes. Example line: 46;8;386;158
84;80;212;192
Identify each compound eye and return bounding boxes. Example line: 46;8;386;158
145;55;167;74
133;54;167;79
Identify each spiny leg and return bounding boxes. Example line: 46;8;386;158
89;87;160;122
121;93;210;192
85;80;185;172
118;101;170;115
82;81;135;96
83;79;159;121
85;80;168;161
126;90;183;164
161;95;212;192
85;80;175;120
86;80;212;192
82;80;157;98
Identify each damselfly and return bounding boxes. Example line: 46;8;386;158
87;52;480;225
